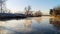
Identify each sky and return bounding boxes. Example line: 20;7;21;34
6;0;60;14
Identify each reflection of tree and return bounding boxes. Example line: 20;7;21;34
50;18;60;30
0;21;6;26
32;17;42;24
23;19;32;28
23;20;32;32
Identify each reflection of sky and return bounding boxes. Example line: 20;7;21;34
6;0;60;14
0;17;60;34
0;19;32;34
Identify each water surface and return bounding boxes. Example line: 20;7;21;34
0;16;60;34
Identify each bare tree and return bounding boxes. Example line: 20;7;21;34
24;5;31;12
24;5;31;16
27;5;31;12
33;10;42;17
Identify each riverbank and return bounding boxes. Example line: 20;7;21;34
0;13;42;19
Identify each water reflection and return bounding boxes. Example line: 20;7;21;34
24;19;32;27
0;17;60;34
23;19;32;33
50;18;60;32
32;17;42;24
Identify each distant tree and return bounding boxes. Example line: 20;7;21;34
24;5;31;12
50;9;53;15
50;6;60;16
33;10;42;17
24;7;27;12
24;5;31;16
53;6;60;10
27;5;31;12
54;6;60;15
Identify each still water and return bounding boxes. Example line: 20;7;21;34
0;16;60;34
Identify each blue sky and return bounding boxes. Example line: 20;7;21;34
6;0;60;14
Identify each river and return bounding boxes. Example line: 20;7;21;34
0;16;60;34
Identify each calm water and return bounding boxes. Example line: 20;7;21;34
0;16;60;34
